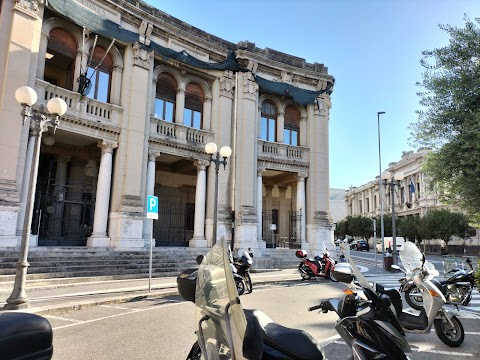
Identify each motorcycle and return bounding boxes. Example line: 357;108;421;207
0;311;53;359
390;242;465;347
296;245;337;282
177;239;326;359
232;251;253;294
400;257;475;310
312;258;412;360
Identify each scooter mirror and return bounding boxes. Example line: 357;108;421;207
391;265;401;271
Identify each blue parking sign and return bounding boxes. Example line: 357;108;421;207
146;195;158;219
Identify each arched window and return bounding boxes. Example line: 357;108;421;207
284;105;300;146
155;73;177;122
261;101;277;142
85;46;113;103
44;28;77;90
184;82;204;129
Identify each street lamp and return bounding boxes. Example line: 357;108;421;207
205;142;232;245
377;111;386;266
4;86;67;310
381;170;404;265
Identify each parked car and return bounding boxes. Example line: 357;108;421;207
349;240;359;250
354;240;369;251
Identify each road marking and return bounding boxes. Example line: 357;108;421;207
52;301;188;330
100;304;140;311
331;340;474;356
45;315;85;323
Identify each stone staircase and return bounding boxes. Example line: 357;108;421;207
0;247;208;288
0;246;303;291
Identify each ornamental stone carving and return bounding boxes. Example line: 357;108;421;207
148;151;161;161
257;167;266;177
220;71;235;98
194;159;210;171
315;94;331;117
242;73;259;101
133;42;153;69
15;0;43;14
296;172;308;181
98;140;118;154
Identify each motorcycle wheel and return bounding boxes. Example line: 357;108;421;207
405;285;423;310
328;269;338;282
299;265;312;280
434;314;464;347
235;278;245;296
244;273;253;294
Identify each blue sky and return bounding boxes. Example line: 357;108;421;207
144;0;479;189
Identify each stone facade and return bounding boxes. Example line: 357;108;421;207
0;0;335;256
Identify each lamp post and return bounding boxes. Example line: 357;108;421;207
4;86;67;310
381;170;404;265
377;111;386;266
205;142;232;245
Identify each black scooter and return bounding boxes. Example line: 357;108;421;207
312;261;411;360
0;311;53;359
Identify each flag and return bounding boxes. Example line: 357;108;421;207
409;180;415;202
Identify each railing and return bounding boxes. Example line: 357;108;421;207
35;79;123;125
150;116;213;146
258;140;309;162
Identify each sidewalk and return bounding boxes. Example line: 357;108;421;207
0;269;302;315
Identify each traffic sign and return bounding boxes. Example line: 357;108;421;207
146;195;158;219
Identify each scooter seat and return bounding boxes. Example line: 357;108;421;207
245;309;324;360
0;312;53;360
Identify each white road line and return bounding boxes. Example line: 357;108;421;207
100;304;140;311
52;301;188;330
331;340;474;356
45;315;85;323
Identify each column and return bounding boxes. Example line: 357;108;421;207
296;173;307;249
16;134;35;246
277;110;285;143
142;151;160;245
257;167;265;243
190;160;209;247
87;140;118;247
175;85;185;124
203;97;212;130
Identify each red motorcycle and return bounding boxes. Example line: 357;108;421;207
296;248;338;282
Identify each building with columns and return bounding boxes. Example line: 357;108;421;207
0;0;335;256
345;148;445;218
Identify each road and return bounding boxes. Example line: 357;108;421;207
47;265;480;360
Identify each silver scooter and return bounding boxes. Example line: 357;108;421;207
390;241;465;347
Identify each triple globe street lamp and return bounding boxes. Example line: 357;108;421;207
4;86;67;310
381;170;404;266
204;142;231;245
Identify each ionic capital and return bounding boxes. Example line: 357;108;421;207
148;151;161;161
98;140;118;154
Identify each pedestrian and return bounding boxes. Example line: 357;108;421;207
440;239;448;255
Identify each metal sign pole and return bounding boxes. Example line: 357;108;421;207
373;218;377;268
149;233;153;292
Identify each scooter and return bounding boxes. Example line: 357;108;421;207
177;239;326;359
313;259;412;360
400;257;475;310
0;311;53;359
390;242;465;347
232;251;253;294
296;245;337;282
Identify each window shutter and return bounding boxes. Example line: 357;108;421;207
48;28;77;59
284;105;300;130
157;73;177;102
90;47;113;72
185;82;204;112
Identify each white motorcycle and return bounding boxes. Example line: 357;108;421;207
390;241;465;347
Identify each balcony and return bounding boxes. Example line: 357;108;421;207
35;79;123;126
149;116;214;148
258;140;309;164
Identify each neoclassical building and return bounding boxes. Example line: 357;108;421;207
345;148;445;219
0;0;335;255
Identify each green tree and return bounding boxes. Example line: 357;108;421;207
409;16;480;224
417;209;470;244
335;219;348;240
348;215;373;240
398;215;422;243
375;214;393;237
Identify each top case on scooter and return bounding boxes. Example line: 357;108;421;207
0;312;53;360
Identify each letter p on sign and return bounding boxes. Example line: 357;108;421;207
146;195;158;219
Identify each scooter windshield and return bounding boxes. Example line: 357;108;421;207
348;253;375;293
399;242;439;277
195;239;247;359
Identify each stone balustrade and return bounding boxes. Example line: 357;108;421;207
35;79;123;125
150;116;213;146
258;139;309;163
